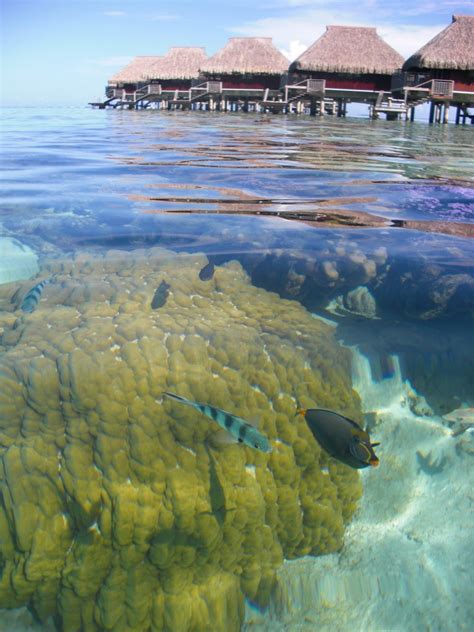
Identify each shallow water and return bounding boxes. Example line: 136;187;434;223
0;107;473;632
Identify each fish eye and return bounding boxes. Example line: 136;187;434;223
254;443;259;448
238;438;243;443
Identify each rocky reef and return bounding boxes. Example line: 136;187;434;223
0;249;362;631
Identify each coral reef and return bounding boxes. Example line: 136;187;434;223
0;249;362;631
248;241;386;311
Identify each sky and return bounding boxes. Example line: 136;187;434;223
1;0;473;106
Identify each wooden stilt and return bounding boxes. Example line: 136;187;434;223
410;106;415;122
429;101;435;124
443;102;450;124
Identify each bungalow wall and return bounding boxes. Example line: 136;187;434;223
148;79;194;92
203;74;282;90
291;71;392;92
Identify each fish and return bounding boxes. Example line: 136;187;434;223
151;280;170;309
163;391;272;452
20;278;53;313
199;260;215;281
297;407;379;469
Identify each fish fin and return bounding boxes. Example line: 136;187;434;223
211;429;238;446
247;416;260;429
349;437;372;463
371;442;381;447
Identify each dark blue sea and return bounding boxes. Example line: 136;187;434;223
0;107;473;632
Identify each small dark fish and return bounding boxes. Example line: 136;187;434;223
20;278;53;313
163;391;272;452
199;260;215;281
297;407;379;469
151;280;170;309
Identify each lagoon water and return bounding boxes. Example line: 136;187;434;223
0;107;473;631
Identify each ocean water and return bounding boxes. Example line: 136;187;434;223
0;107;473;632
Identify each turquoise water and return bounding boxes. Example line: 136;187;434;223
0;108;473;631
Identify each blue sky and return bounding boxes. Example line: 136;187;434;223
1;0;473;105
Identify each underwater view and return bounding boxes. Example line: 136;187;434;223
0;107;473;632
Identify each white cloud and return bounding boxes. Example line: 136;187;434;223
231;8;448;60
378;24;445;58
280;40;308;61
103;11;126;17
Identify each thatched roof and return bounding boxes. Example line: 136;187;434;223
403;15;474;71
149;47;207;80
201;37;289;75
109;56;162;84
291;26;404;75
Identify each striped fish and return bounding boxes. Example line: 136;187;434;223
20;278;53;313
163;392;272;453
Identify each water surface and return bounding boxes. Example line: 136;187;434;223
0;107;473;632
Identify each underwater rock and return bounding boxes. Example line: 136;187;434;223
0;248;362;631
0;237;39;285
405;384;434;417
375;258;474;321
416;449;448;475
245;237;389;310
328;286;378;319
442;406;474;437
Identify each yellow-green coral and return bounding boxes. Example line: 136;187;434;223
0;248;362;631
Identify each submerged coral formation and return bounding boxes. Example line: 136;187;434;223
0;248;362;631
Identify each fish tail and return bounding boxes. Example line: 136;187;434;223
163;391;188;404
163;392;201;413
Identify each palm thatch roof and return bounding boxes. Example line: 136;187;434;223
291;26;404;75
403;15;474;71
148;47;207;80
109;56;162;84
201;37;289;75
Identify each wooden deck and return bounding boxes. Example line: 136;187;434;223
90;76;474;124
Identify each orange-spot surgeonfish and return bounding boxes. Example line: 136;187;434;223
296;407;379;469
20;278;53;313
163;392;272;452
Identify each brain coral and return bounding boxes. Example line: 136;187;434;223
0;248;362;631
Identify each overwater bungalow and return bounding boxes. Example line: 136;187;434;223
106;56;162;106
196;37;289;110
145;47;208;107
287;26;404;116
397;15;474;123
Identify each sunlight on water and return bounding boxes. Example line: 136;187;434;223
0;107;473;632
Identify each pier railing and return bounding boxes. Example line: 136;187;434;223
393;74;454;100
284;79;326;102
